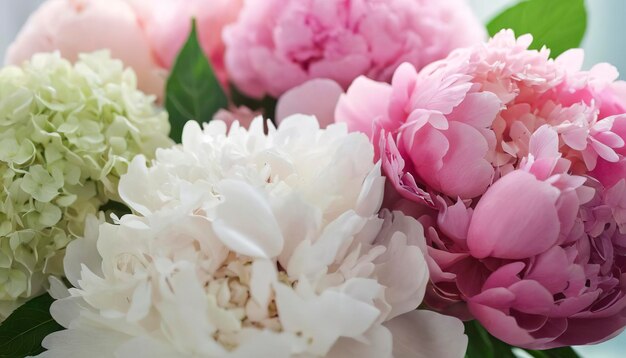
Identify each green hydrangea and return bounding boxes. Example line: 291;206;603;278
0;51;172;319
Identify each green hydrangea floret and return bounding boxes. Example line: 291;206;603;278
0;51;172;319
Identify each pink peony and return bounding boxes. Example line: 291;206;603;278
338;30;626;202
6;0;165;97
131;0;243;87
336;30;626;348
6;0;243;98
223;0;485;99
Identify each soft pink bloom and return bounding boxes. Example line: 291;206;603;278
337;30;626;200
224;0;485;99
6;0;165;97
6;0;243;98
424;129;626;349
337;30;626;348
276;79;343;127
131;0;243;87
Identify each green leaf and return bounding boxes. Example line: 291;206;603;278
464;320;580;358
229;84;278;123
487;0;587;58
465;320;516;358
165;19;229;142
524;347;581;358
0;294;62;357
99;199;131;219
465;320;495;358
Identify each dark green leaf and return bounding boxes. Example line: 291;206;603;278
491;337;518;358
0;294;62;357
487;0;587;57
465;320;495;358
99;199;131;219
464;320;515;358
464;320;579;358
165;19;229;142
229;84;278;123
524;346;581;358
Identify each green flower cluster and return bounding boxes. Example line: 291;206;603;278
0;51;172;319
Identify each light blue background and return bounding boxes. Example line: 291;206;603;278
1;0;625;357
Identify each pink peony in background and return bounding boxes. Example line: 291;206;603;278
6;0;243;98
130;0;243;87
223;0;485;99
5;0;165;97
336;30;626;349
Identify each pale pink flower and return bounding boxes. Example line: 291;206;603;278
6;0;165;98
276;79;344;127
6;0;244;98
337;30;626;201
131;0;243;87
223;0;485;99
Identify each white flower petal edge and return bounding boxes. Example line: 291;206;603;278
39;115;467;357
385;310;469;358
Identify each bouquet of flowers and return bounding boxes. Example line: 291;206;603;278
1;0;623;357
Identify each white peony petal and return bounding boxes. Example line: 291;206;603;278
276;114;320;134
287;211;366;278
213;180;284;259
181;120;205;153
327;325;393;358
49;296;83;328
274;281;381;356
272;193;322;268
115;336;186;358
250;259;278;309
47;276;69;300
331;278;383;307
156;264;224;355
63;216;102;288
226;329;294;358
126;281;152;322
40;326;130;358
356;161;385;217
118;155;156;217
384;310;468;358
375;233;429;320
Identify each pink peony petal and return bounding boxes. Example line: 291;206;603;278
525;246;570;294
468;303;536;347
508;280;554;315
467;171;561;259
482;262;525;291
471;288;515;309
335;76;393;138
380;133;435;207
437;200;472;242
276;79;343;128
447;92;502;128
433;122;494;199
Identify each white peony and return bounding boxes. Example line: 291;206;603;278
38;116;467;358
